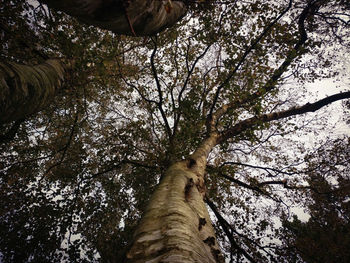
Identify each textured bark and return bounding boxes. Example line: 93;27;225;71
0;59;65;124
41;0;187;36
126;133;224;262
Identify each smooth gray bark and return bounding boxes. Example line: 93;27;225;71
41;0;187;36
0;59;65;124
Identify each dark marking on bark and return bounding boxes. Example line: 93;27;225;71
198;217;207;231
211;247;225;263
195;177;206;195
186;158;196;168
203;236;224;262
184;178;194;201
203;236;215;246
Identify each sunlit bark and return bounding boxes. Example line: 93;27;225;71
42;0;187;36
0;59;65;124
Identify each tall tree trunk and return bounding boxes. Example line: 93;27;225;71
0;59;65;124
126;134;224;262
42;0;187;36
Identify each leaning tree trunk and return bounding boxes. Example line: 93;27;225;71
41;0;187;36
0;59;65;124
126;134;224;263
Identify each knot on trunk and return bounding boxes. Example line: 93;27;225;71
198;217;207;231
204;236;225;263
186;158;196;168
184;177;194;201
203;236;215;246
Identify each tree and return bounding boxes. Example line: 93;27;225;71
278;137;350;262
1;0;350;262
0;0;189;125
41;0;187;36
0;59;65;124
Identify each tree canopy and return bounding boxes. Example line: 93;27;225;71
1;0;350;262
278;137;350;262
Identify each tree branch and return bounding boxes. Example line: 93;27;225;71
173;42;213;136
206;198;258;263
218;91;350;143
150;37;172;139
87;158;158;181
0;22;49;60
42;112;79;178
208;0;294;116
206;196;277;259
221;161;297;177
215;171;281;202
206;0;326;132
0;119;24;144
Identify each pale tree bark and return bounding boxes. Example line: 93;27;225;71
126;133;225;263
0;59;65;124
41;0;187;36
125;91;350;262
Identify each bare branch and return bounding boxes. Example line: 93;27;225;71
150;38;172;139
218;91;350;143
206;197;277;259
221;161;297;176
215;171;282;202
206;198;258;263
